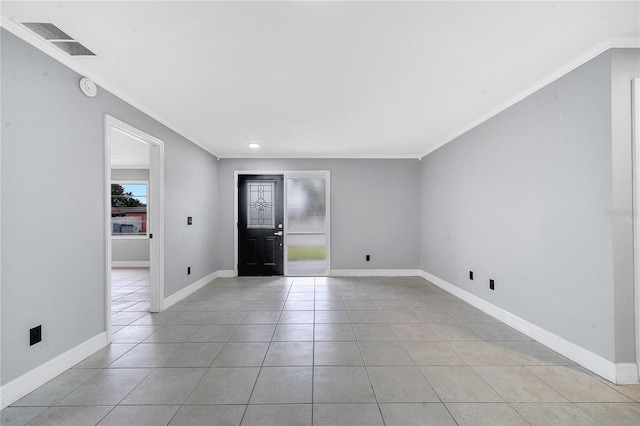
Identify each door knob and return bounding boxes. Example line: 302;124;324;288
274;231;283;236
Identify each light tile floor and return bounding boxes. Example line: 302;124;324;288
2;274;639;425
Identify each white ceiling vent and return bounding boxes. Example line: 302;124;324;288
21;22;95;56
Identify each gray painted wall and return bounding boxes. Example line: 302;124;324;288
111;168;150;262
610;49;640;363
1;30;219;385
217;159;420;271
420;50;638;363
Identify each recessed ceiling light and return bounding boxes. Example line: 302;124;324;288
248;143;260;149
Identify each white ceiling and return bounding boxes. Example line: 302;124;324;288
2;1;639;159
110;127;150;168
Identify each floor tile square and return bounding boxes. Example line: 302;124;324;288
315;300;347;310
359;341;415;365
526;366;634;402
143;324;199;342
511;402;600;425
27;406;113;426
403;341;465;365
427;323;483;341
272;324;314;341
354;324;399;342
169;405;245;426
55;369;153;406
576;402;640;425
474;365;568;402
446;402;529;425
185;367;260;404
381;311;422;323
12;369;99;407
313;403;384;425
241;404;311;426
390;323;440;341
186;324;238;342
368;366;439;402
250;366;313;403
229;324;276;342
250;300;285;311
314;310;350;323
314;323;356;341
211;342;269;366
1;407;47;426
347;311;387;323
161;342;224;367
379;403;456;425
466;323;531;341
314;342;364;365
491;340;575;366
313;366;376;403
108;343;181;368
344;300;378;310
278;310;314;324
122;367;206;404
283;301;315;310
73;344;135;369
263;341;313;366
447;341;519;365
97;405;180;425
111;325;161;343
420;366;503;402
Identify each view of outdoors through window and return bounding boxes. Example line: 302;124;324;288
111;183;147;235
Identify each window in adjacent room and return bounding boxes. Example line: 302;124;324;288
111;182;148;236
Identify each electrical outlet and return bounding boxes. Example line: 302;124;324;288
366;255;370;261
490;279;495;290
187;216;192;225
187;266;191;275
469;271;474;280
30;325;42;346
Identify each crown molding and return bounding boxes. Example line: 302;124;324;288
0;16;221;159
218;153;420;160
418;37;640;160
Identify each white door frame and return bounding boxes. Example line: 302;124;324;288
105;115;165;342
234;170;331;277
632;78;640;381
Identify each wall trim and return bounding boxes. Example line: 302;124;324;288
616;363;640;385
331;269;422;277
111;261;150;268
0;332;109;410
419;270;639;385
163;270;220;310
418;37;640;159
217;270;236;278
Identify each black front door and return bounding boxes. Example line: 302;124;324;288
238;175;284;276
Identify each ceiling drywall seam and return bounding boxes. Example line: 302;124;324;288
418;37;640;160
0;16;219;159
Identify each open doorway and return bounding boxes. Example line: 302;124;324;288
105;115;164;341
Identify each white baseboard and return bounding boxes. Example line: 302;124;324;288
111;261;150;268
419;270;639;385
163;270;222;310
331;269;422;277
616;363;640;385
0;332;109;410
217;270;235;278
